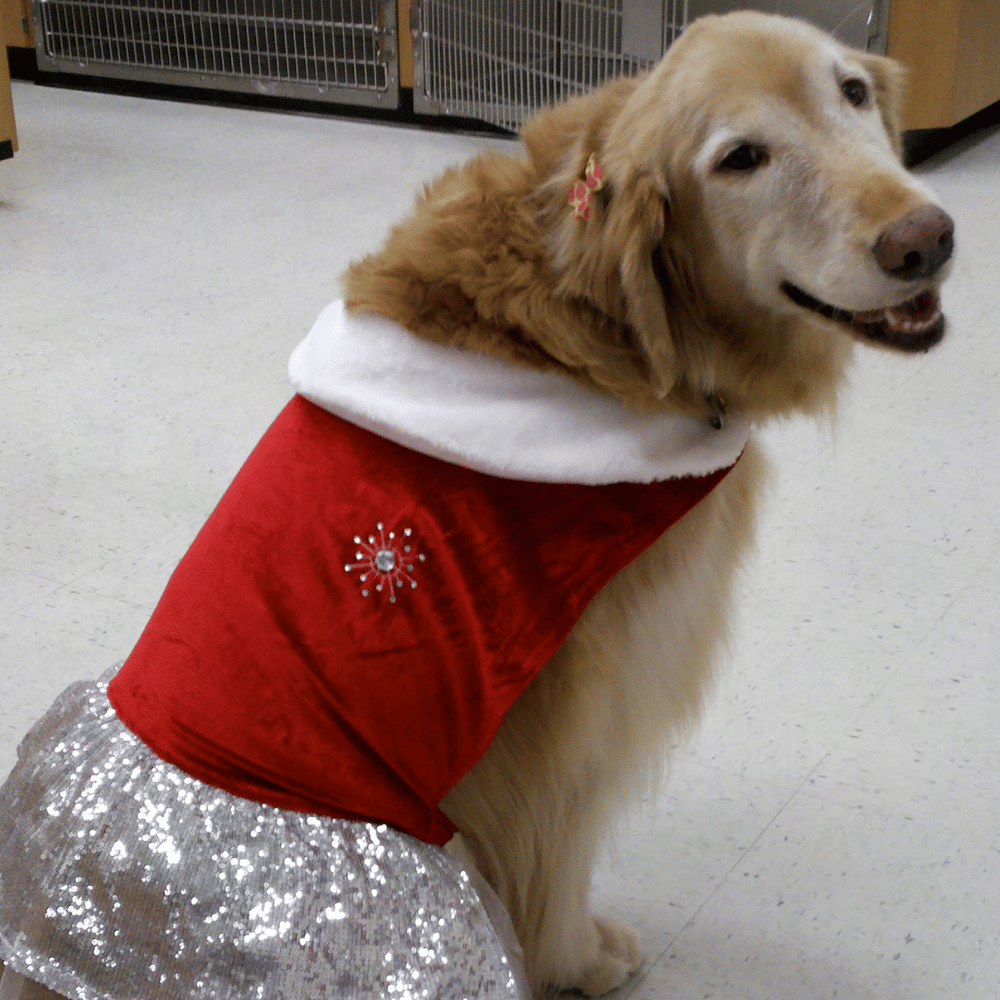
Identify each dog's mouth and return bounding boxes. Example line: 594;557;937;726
781;282;945;352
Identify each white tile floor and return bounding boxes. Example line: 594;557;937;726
1;82;999;1000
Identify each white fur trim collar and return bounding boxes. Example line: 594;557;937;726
288;300;750;485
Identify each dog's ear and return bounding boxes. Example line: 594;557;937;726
525;89;678;399
858;52;907;158
597;167;677;398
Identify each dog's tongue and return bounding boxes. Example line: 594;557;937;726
855;290;942;335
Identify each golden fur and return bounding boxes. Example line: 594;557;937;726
344;12;951;996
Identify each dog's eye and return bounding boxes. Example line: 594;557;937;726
717;144;768;173
841;78;869;107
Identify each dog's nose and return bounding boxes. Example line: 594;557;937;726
873;204;955;280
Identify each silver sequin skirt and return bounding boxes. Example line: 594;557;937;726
0;671;529;1000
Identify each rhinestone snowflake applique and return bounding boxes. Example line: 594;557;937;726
344;523;426;603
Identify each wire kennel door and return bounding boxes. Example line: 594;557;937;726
33;0;399;108
413;0;688;130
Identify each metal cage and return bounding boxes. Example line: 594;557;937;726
413;0;688;130
33;0;399;108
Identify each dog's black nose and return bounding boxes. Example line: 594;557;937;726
873;204;955;280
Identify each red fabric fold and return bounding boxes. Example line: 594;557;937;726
109;395;735;845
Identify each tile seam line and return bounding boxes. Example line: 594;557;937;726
613;546;999;979
828;545;998;744
645;769;814;978
790;545;1000;812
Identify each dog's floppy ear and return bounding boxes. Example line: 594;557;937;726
597;165;677;398
858;52;907;158
525;91;679;399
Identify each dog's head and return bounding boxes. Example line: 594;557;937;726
524;12;953;418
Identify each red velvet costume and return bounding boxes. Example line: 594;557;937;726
109;395;735;846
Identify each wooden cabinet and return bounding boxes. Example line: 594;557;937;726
1;43;16;159
398;0;414;89
1;0;32;156
1;0;33;48
887;0;1000;129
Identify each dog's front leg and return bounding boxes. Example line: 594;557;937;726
525;867;643;997
518;790;643;996
441;659;644;996
444;781;643;997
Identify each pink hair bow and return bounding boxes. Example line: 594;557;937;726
568;154;605;220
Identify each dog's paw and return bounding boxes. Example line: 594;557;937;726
569;915;643;997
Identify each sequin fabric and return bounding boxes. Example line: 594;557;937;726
0;671;528;1000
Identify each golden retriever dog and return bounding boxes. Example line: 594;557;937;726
343;12;953;996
